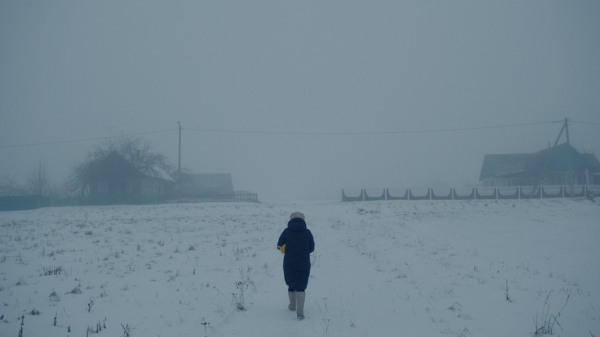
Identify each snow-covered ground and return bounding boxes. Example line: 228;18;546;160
1;199;599;337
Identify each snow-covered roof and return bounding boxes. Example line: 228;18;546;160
149;166;176;183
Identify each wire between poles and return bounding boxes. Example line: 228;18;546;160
571;120;600;126
0;128;177;149
4;119;587;149
183;120;563;135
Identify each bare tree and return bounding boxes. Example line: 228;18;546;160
27;161;51;196
60;171;81;198
72;136;174;194
85;136;172;176
116;137;172;177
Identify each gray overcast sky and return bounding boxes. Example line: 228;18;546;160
1;1;599;201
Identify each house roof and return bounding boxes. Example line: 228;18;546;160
479;143;600;181
583;153;600;172
479;153;532;181
150;166;176;182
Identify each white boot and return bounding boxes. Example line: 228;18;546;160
288;291;296;311
296;292;305;319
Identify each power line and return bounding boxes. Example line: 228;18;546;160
128;128;177;136
0;128;176;149
184;120;562;135
0;120;565;149
0;136;109;148
572;120;600;126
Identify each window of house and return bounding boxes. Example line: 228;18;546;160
98;182;108;193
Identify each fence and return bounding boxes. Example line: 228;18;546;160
0;195;51;211
342;185;600;202
177;191;259;203
1;190;259;211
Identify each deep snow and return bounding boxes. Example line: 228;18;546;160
1;199;599;336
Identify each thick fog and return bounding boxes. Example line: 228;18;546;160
1;1;599;201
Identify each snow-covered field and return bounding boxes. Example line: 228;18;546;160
1;199;599;337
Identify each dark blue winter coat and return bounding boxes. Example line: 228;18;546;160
277;218;315;291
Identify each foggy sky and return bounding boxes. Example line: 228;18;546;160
1;1;599;201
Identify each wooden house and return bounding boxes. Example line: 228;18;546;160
179;173;234;198
479;143;600;186
83;151;175;204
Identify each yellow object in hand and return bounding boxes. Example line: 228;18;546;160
277;244;286;254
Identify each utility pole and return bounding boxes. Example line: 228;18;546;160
530;118;570;198
552;119;567;148
565;118;574;189
105;127;115;147
177;122;182;183
565;118;570;145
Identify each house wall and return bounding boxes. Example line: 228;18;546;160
140;178;168;196
485;170;594;187
180;174;234;197
542;171;589;186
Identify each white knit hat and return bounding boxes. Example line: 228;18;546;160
290;212;305;220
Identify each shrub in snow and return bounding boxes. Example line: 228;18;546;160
534;291;569;336
67;286;82;294
42;266;63;276
230;267;256;311
232;281;247;311
120;323;131;337
201;318;210;337
49;291;60;302
322;318;330;335
18;315;24;337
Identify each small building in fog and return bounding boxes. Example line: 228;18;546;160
179;173;234;198
479;143;600;186
84;151;175;204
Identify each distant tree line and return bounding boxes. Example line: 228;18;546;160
0;136;174;199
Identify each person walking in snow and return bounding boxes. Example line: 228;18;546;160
277;211;315;319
